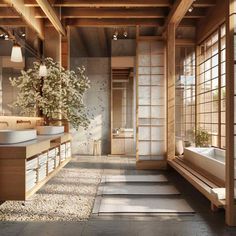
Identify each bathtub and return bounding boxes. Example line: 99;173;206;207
184;147;225;182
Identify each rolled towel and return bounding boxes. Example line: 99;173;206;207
211;188;225;200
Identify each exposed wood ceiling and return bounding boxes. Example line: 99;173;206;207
0;0;216;57
70;27;137;58
0;0;216;33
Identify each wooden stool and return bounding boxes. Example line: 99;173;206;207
93;140;101;156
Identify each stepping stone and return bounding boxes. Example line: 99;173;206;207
98;197;194;214
102;175;168;183
99;184;180;195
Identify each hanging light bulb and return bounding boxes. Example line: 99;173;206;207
39;62;47;77
188;5;193;12
114;29;118;37
123;30;128;38
11;41;23;62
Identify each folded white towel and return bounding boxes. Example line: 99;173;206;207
211;188;225;200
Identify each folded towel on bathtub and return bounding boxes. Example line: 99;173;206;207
211;188;225;200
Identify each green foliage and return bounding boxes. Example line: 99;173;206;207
9;57;90;130
194;127;210;147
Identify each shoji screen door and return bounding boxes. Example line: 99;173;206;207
136;40;166;162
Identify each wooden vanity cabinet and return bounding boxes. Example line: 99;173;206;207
0;133;72;201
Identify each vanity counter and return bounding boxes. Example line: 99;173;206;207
0;133;71;159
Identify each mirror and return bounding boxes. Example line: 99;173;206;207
111;67;135;155
112;67;134;134
0;27;39;116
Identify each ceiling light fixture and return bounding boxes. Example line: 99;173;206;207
113;29;119;40
11;41;23;63
39;41;47;77
123;30;128;38
188;6;193;12
114;30;119;37
39;62;47;77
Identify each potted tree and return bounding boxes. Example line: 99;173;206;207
9;57;90;131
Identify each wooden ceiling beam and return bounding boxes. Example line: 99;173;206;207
24;0;172;7
163;0;195;33
0;1;7;7
175;38;195;46
34;8;167;19
3;0;44;39
2;7;205;20
35;0;66;36
63;18;163;27
193;0;216;8
62;7;166;19
0;7;19;18
0;18;27;26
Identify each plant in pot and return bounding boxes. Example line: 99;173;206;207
9;57;90;130
194;127;210;147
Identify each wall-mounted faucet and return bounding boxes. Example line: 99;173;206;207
16;120;31;124
0;121;9;126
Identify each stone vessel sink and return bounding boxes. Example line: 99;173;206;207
0;129;37;144
36;126;65;135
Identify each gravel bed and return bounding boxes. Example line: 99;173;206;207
0;157;102;222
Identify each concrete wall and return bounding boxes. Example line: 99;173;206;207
111;39;136;57
70;57;110;155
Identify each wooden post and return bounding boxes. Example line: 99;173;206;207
167;23;175;160
226;0;236;226
135;26;139;162
60;26;70;69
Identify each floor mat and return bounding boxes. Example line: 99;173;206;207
98;183;180;195
97;197;194;214
101;174;168;183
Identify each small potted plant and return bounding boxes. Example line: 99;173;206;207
194;128;210;147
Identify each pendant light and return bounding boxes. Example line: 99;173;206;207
11;41;23;63
39;62;47;77
39;41;47;77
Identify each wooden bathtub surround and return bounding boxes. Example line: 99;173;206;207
168;157;226;209
180;156;225;187
0;132;72;201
